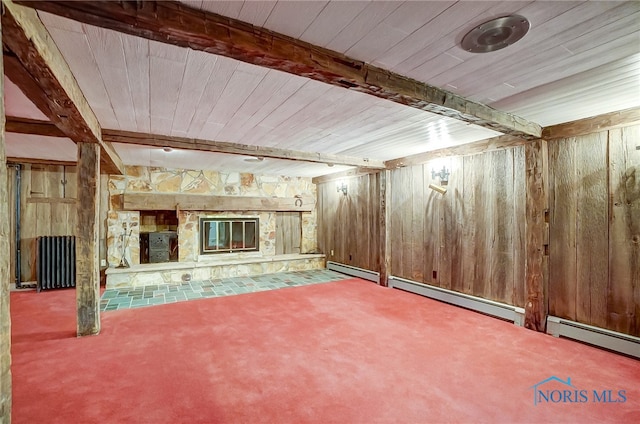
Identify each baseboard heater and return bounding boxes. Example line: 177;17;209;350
547;316;640;359
327;261;379;284
37;235;76;292
388;276;525;326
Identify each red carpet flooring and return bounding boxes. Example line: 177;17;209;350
10;278;640;423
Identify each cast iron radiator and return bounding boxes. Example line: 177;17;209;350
36;235;76;292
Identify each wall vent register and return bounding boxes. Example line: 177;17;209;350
200;217;259;254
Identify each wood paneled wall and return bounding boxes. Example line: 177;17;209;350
549;125;639;337
389;149;527;307
10;164;77;281
317;173;381;272
6;163;116;282
315;152;527;306
275;212;301;255
314;123;638;337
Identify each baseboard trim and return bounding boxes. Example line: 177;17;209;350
388;276;525;326
327;261;379;283
547;316;640;359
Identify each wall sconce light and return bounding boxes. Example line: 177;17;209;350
336;181;348;196
428;183;447;195
431;166;450;185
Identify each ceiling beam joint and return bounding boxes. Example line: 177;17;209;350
2;0;124;174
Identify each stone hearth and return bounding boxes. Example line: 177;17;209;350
105;253;325;288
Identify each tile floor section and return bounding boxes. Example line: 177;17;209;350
100;269;349;312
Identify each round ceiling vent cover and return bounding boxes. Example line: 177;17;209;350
461;15;530;53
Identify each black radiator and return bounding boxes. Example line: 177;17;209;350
36;236;76;292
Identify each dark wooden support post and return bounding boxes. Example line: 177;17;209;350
524;139;549;331
76;142;101;336
0;19;14;421
379;170;390;286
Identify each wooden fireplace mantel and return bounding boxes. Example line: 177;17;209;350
119;193;315;212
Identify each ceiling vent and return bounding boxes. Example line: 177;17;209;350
461;15;530;53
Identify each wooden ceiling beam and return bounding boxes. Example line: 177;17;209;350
121;193;315;212
542;107;640;139
2;0;124;175
5;116;384;168
18;0;542;140
311;167;381;185
385;134;529;169
7;157;76;167
103;129;384;169
5;116;66;137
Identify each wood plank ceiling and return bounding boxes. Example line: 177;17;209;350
4;0;640;177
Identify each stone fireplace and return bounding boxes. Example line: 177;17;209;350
104;166;325;288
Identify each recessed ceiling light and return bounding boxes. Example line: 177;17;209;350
461;15;530;53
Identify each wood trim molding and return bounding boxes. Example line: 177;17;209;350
120;193;316;212
103;129;384;169
7;157;76;167
19;0;542;140
542;107;640;139
523;139;549;332
378;170;390;287
311;167;381;185
385;134;528;168
2;0;124;175
27;197;76;204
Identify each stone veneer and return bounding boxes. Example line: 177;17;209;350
178;210;275;261
107;211;140;267
106;166;321;286
106;254;326;288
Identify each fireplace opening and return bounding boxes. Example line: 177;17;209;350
140;211;178;264
200;217;259;254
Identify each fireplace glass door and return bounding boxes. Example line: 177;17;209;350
200;218;259;254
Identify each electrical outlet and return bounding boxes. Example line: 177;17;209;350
100;259;107;267
330;250;334;256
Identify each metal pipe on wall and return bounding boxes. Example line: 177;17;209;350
9;164;22;287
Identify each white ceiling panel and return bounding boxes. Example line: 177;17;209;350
237;1;277;28
5;133;77;162
493;54;640;126
3;1;637;178
199;0;245;19
299;1;369;48
263;1;329;39
3;77;48;120
325;1;401;53
374;1;504;70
